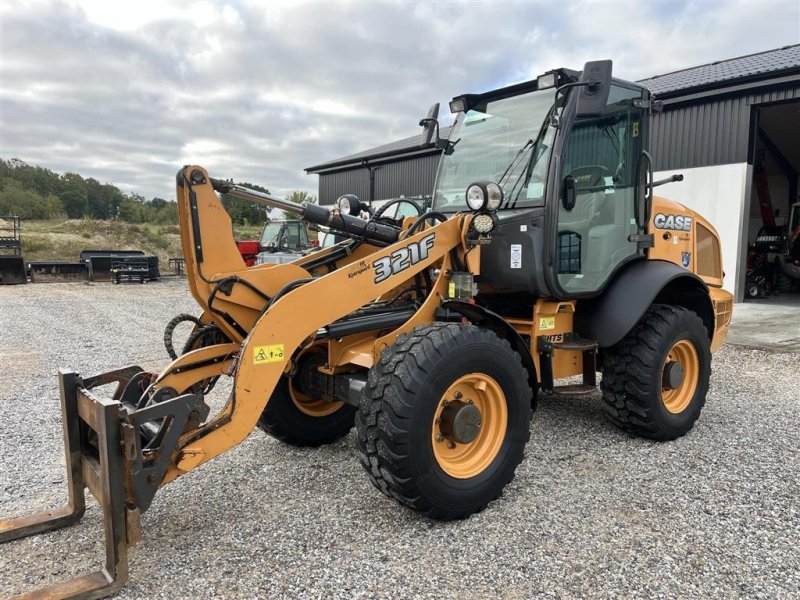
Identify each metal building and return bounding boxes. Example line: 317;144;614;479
306;45;800;300
305;127;451;206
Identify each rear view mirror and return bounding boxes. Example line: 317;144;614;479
419;103;440;147
575;60;612;118
563;175;577;211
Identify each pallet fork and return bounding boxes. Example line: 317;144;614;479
1;371;136;598
0;365;210;599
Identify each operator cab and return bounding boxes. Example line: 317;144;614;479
429;62;654;302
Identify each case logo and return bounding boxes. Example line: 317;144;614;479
654;213;693;231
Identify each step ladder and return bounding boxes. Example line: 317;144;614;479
537;333;598;396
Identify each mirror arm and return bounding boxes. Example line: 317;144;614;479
650;173;684;188
419;118;440;144
554;81;589;112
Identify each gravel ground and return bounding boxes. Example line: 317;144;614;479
1;281;798;599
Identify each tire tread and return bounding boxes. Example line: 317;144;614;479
356;322;531;520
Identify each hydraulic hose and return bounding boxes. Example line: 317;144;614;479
164;314;204;360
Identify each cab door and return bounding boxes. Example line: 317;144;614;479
555;84;647;295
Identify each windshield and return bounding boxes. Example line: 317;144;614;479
433;88;556;212
259;222;283;246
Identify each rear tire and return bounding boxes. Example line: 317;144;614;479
257;375;355;447
601;304;711;441
356;323;532;520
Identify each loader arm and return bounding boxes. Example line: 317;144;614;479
174;166;396;344
166;188;466;478
2;165;475;599
160;165;469;478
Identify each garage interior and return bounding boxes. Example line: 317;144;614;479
744;98;800;302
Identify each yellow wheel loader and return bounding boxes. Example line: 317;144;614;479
1;60;733;598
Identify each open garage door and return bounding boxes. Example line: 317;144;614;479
744;99;800;304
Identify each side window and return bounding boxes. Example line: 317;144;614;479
556;85;646;294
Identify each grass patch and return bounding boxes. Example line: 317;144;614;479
18;219;267;263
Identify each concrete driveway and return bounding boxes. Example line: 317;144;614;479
727;292;800;353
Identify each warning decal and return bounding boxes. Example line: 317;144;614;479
253;344;285;364
539;317;555;331
510;244;522;269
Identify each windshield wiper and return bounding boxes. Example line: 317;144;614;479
497;139;533;188
509;141;550;209
502;137;544;209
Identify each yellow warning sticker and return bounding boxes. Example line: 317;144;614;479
253;344;285;364
539;317;555;331
448;282;456;298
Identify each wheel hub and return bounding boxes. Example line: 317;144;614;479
661;339;700;414
439;400;482;444
431;373;508;479
661;361;685;390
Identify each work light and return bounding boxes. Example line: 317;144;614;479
465;181;503;212
486;182;503;211
336;194;362;216
472;213;496;234
449;98;466;114
466;184;486;211
537;72;557;90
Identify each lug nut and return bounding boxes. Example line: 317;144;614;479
467;399;473;405
454;391;462;399
443;400;450;407
436;434;444;442
435;417;441;424
447;441;456;449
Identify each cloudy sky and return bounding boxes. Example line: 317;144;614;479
1;0;798;200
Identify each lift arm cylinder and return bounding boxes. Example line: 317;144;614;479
210;178;400;245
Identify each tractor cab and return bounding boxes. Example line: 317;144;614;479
431;62;653;301
258;219;311;253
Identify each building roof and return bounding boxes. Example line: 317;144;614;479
309;45;800;172
305;126;451;173
640;44;800;97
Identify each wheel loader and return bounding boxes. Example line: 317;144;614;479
1;60;733;598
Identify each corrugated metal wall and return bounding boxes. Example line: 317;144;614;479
374;153;440;200
650;85;800;171
318;153;441;205
319;168;369;206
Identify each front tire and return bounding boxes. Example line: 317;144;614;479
356;323;532;520
257;374;355;447
601;304;711;441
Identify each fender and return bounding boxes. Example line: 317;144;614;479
440;299;538;408
574;259;712;348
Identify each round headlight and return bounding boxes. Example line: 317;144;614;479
465;184;486;211
486;182;503;211
472;213;495;234
336;194;362;216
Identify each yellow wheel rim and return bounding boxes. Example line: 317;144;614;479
288;378;344;417
661;339;699;414
431;373;508;479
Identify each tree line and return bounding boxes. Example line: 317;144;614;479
0;159;314;225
